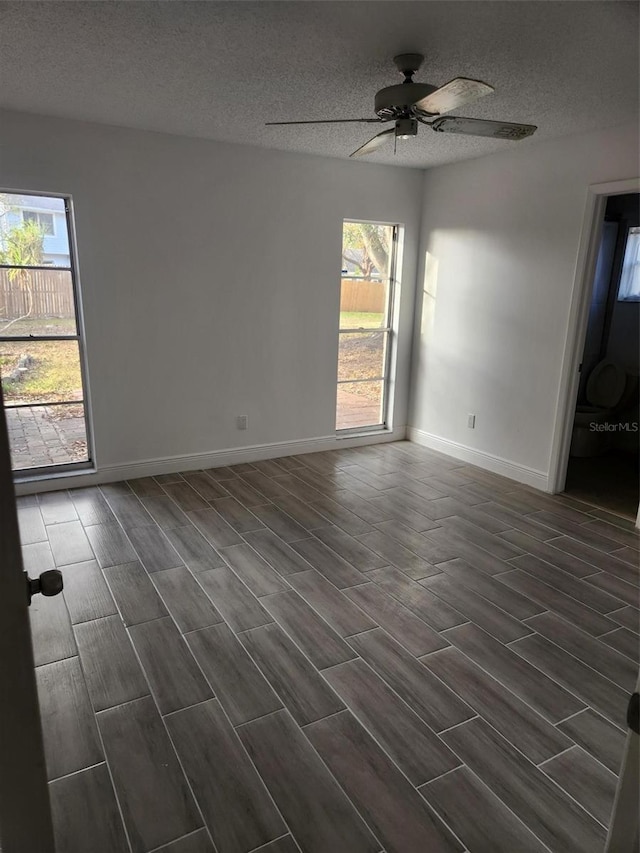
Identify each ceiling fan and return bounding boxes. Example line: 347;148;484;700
266;53;537;157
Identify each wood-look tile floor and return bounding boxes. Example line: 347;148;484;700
20;441;639;853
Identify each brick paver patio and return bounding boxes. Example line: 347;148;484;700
4;391;377;471
6;406;88;470
336;387;382;430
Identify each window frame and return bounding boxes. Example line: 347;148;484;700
0;190;95;478
336;221;399;435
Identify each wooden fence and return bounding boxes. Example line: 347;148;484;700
0;268;74;320
340;278;386;313
0;271;385;319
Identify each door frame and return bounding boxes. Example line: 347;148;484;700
0;384;55;851
547;177;640;505
605;676;640;853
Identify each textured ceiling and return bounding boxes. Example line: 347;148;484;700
0;1;638;169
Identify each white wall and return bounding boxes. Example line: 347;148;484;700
0;110;422;485
409;122;639;488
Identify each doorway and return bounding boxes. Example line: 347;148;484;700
548;177;640;527
564;193;640;519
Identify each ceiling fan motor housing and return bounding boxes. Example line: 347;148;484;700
374;83;437;119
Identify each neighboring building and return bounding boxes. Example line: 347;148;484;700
0;193;70;266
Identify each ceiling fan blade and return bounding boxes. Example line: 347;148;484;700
430;116;537;140
414;77;494;116
265;118;384;126
350;127;396;158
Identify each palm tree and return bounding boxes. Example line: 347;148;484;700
0;219;45;333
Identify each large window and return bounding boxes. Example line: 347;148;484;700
0;192;92;473
336;220;398;431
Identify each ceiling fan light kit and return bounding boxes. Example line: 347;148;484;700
266;53;537;158
396;118;418;140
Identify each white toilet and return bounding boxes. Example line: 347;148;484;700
571;360;627;456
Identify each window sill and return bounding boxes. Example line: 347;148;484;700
13;462;96;485
336;426;391;440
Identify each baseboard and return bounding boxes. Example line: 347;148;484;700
406;427;549;491
14;426;407;495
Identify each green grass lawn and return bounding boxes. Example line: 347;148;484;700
0;338;83;404
0;317;76;336
0;318;82;404
1;314;383;405
339;311;384;329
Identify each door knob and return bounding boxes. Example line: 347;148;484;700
25;569;64;606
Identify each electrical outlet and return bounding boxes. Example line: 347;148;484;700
236;415;248;430
467;414;476;429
